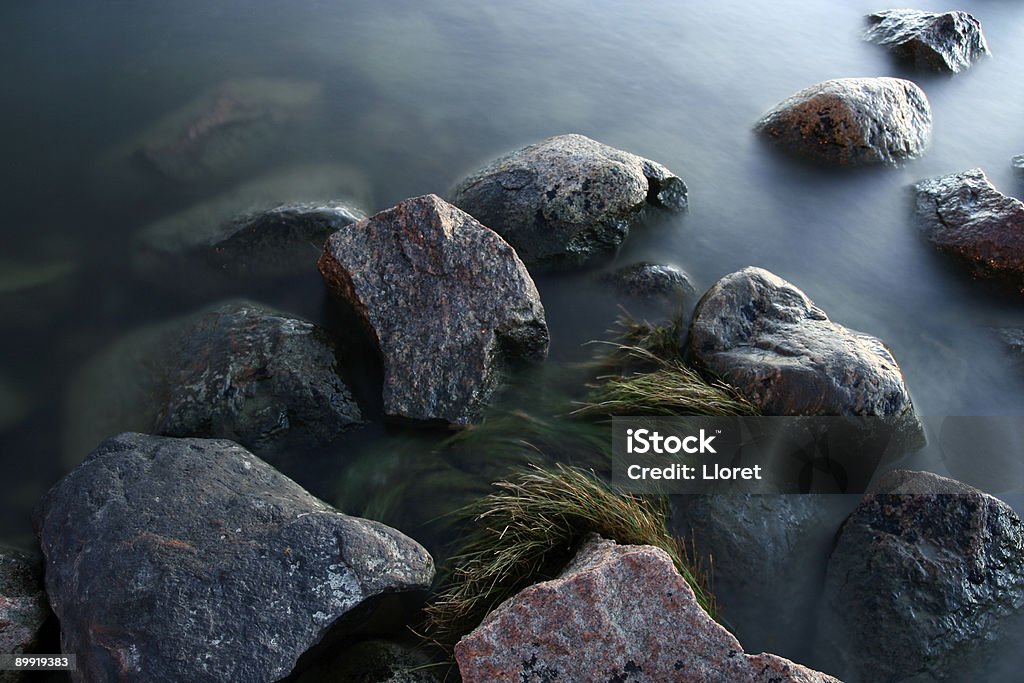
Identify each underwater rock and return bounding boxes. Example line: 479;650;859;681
0;546;48;661
291;639;440;683
914;168;1024;291
319;194;548;425
448;134;687;268
599;262;696;299
865;10;989;73
455;535;840;682
64;300;361;463
686;267;915;417
35;433;434;683
755;78;931;166
1014;155;1024;176
816;470;1024;682
131;164;368;292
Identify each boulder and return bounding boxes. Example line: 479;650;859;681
455;535;840;682
64;301;361;462
131;164;368;291
599;262;696;299
686;267;914;418
755;78;931;166
865;10;989;73
318;194;548;425
816;470;1024;681
0;546;49;659
35;433;434;683
448;134;687;268
914;169;1024;291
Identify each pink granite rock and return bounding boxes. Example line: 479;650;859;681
455;535;840;682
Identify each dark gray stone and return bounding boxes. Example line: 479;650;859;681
865;10;989;73
318;194;548;425
914;168;1024;291
0;546;48;661
599;262;696;298
817;470;1024;682
755;78;931;166
292;640;440;682
686;267;915;418
449;134;687;268
64;301;361;463
35;433;434;683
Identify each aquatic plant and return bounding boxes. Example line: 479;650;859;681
422;464;714;649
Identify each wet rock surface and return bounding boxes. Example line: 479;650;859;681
1014;154;1024;176
997;328;1024;361
448;134;687;268
686;267;915;417
35;433;434;683
319;194;548;425
0;546;48;659
455;535;840;683
599;262;695;299
755;77;931;166
132;164;368;291
865;10;989;73
65;301;361;462
816;470;1024;682
914;168;1024;291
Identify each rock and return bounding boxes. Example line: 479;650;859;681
0;546;48;658
131;164;369;291
686;267;914;418
865;10;989;73
292;640;439;682
816;470;1024;682
455;535;840;682
318;194;548;425
599;262;696;298
997;328;1024;360
1014;154;1024;176
35;433;434;683
755;78;931;166
64;301;361;463
914;169;1024;291
448;134;687;268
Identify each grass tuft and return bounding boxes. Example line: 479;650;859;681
422;464;714;649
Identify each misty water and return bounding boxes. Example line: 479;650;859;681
3;0;1024;677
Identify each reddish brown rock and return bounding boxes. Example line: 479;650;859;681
318;194;549;425
455;535;840;682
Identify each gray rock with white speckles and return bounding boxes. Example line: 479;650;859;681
35;433;434;683
0;545;49;673
865;10;989;73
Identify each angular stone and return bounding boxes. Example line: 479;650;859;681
865;10;989;73
318;194;548;425
35;433;434;683
449;134;687;268
914;169;1024;291
64;301;361;462
755;78;931;166
817;470;1024;682
455;535;840;682
131;164;368;291
686;267;914;417
0;546;48;658
599;262;696;299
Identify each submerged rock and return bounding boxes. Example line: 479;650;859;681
599;262;695;298
914;168;1024;291
36;433;434;683
64;301;361;462
449;134;687;268
865;10;989;73
997;328;1024;361
455;535;840;682
132;164;368;291
816;470;1024;682
319;194;548;425
1013;154;1024;177
755;78;931;166
0;546;49;660
687;267;915;418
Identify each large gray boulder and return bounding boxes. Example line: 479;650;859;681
455;535;840;682
131;164;368;291
35;433;434;683
448;134;687;268
755;78;931;166
64;301;361;462
318;194;548;425
686;267;915;418
0;546;49;668
816;470;1024;682
914;169;1024;292
865;10;989;73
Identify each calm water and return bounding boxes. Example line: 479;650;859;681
2;0;1024;663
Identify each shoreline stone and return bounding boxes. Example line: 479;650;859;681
865;10;989;73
